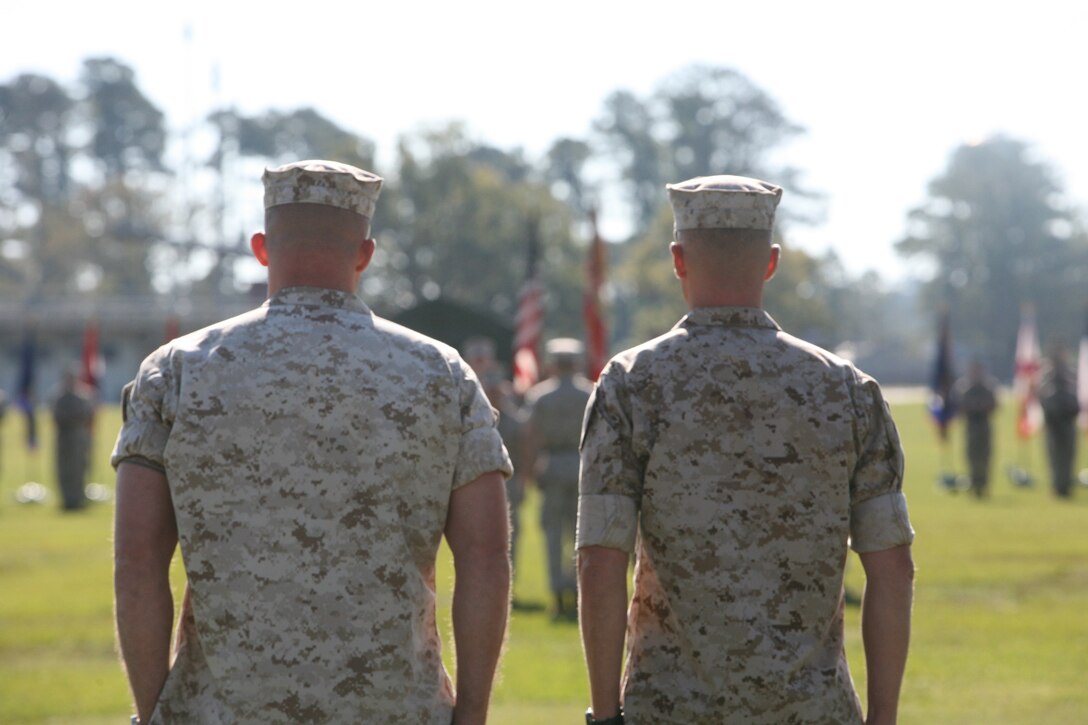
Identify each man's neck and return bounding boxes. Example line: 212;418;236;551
267;271;358;297
686;290;763;309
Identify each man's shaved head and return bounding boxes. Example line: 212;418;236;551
265;203;371;253
670;227;779;308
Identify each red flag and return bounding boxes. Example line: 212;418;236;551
583;209;609;381
165;316;180;343
1013;305;1043;439
80;321;104;395
512;218;543;395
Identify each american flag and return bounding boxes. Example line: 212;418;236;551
1013;304;1043;439
512;217;543;394
583;208;608;381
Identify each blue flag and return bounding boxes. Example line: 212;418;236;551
928;312;957;440
15;330;37;449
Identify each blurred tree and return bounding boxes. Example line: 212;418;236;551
370;123;583;339
75;58;169;295
896;136;1088;375
656;65;804;187
0;73;74;205
81;57;165;176
592;65;813;234
593;90;663;229
0;73;83;297
0;61;171;297
544;137;594;217
208;107;375;169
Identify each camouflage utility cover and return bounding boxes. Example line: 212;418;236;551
666;175;782;232
577;306;913;725
263;160;383;219
112;286;511;724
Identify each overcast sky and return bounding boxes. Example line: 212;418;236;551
5;0;1086;281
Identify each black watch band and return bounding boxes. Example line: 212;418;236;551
585;706;624;725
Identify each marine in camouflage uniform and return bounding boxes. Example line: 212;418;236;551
1038;346;1081;498
53;369;95;511
524;338;593;619
952;361;998;497
112;161;512;725
578;176;915;725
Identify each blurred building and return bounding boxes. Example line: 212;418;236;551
0;292;261;403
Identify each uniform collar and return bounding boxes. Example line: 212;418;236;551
264;286;371;314
676;306;781;331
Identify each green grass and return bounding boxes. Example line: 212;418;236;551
1;401;1087;724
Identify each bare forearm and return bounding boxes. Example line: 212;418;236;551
861;574;913;725
452;551;510;725
578;547;629;719
115;564;175;722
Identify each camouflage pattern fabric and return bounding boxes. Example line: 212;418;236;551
263;160;383;219
112;286;512;724
577;306;914;725
665;175;782;232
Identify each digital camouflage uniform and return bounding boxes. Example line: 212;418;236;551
112;286;511;724
525;373;593;599
578;306;914;725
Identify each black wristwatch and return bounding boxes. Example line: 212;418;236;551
585;707;624;725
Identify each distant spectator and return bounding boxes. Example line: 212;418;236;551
952;361;999;497
1039;343;1080;498
52;369;94;511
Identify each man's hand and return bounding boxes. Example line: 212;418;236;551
446;471;510;725
114;462;178;723
859;544;914;725
578;545;629;720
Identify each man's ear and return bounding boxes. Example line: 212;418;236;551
670;241;686;280
355;238;377;274
764;244;781;281
251;232;269;267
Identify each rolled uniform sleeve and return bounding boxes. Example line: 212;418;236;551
577;367;642;553
111;353;173;473
849;376;914;553
451;362;513;489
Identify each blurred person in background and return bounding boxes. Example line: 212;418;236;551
524;338;593;621
52;368;94;511
952;360;999;498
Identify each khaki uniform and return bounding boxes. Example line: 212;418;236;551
578;307;914;725
525;374;592;596
112;287;511;724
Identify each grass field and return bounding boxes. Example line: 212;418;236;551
1;400;1087;724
